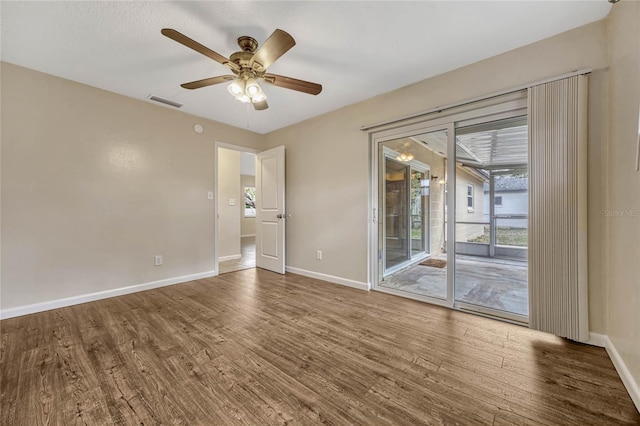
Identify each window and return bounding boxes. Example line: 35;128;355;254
244;186;256;217
495;195;503;206
467;184;474;210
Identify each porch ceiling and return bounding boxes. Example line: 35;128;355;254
455;117;528;169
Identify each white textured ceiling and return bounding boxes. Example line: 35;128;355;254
1;1;610;134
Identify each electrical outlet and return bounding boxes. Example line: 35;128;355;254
154;255;163;266
207;191;213;200
316;250;323;260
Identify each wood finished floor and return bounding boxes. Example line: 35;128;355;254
1;268;638;425
219;236;256;275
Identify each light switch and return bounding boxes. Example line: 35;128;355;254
207;191;214;200
229;198;236;206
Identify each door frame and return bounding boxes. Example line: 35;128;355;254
370;122;456;308
213;141;259;276
368;93;529;318
380;146;432;277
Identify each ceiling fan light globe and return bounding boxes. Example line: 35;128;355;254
252;92;266;103
238;94;251;103
246;78;261;96
227;79;244;96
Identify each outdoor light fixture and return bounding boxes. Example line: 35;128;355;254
227;76;267;104
396;153;414;162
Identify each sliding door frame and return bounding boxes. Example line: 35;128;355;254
371;122;456;308
369;92;529;318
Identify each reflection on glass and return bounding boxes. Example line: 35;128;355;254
378;130;448;300
411;170;428;256
385;158;409;269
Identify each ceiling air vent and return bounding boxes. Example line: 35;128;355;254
148;95;183;108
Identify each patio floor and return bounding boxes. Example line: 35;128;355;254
380;255;528;317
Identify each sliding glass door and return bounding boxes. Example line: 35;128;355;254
454;117;529;321
376;127;453;303
371;92;529;323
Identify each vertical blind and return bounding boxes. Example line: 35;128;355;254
528;75;589;341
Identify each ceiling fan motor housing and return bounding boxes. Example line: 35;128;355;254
230;51;260;72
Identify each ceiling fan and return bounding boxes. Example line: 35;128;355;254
161;28;322;110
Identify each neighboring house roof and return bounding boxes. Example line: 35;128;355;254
483;177;528;193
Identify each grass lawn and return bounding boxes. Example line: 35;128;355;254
470;226;528;247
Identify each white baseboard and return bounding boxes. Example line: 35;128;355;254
586;332;608;347
589;333;640;412
285;266;370;291
241;234;255;238
219;254;242;262
0;270;216;320
603;335;640;412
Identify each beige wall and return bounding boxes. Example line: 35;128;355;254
0;62;264;311
240;174;256;236
605;1;640;394
217;148;241;258
0;13;637;396
587;68;610;334
264;20;607;292
455;167;486;242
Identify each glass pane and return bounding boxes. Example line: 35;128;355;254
454;117;529;318
385;158;409;269
410;170;427;256
378;130;448;301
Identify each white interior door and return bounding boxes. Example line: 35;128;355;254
256;146;286;274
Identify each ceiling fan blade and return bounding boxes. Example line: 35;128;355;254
249;29;295;70
181;75;235;90
263;74;322;95
161;28;239;71
253;100;269;111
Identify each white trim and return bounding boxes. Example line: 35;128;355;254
456;301;528;325
374;285;451;308
604;335;640;412
218;254;242;262
0;271;216;320
285;266;370;291
586;333;640;412
241;234;256;238
586;332;608;348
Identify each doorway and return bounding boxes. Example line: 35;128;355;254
380;145;433;274
217;147;257;274
370;94;529;323
215;143;287;276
